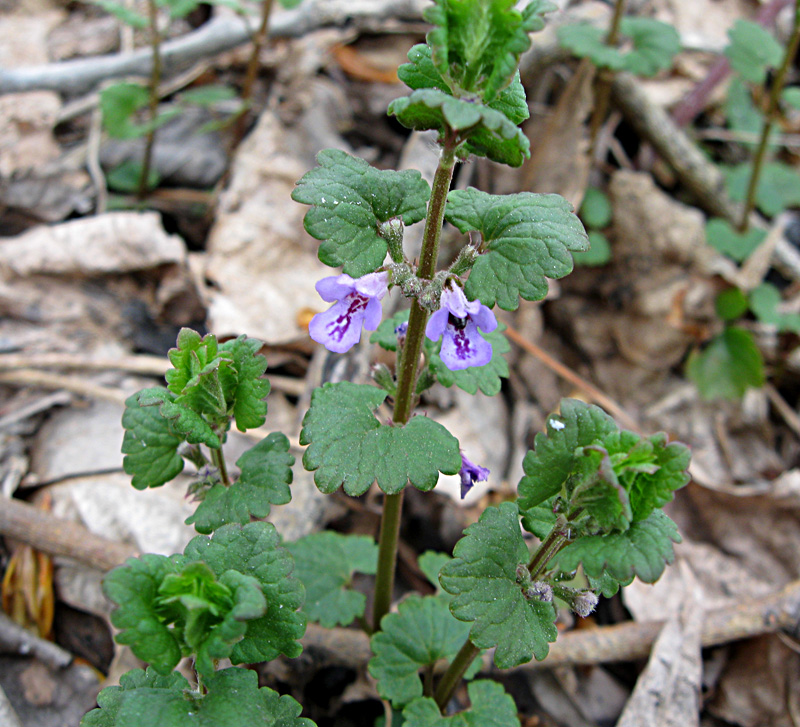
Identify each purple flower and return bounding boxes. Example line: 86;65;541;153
309;272;388;353
425;285;497;371
459;452;490;499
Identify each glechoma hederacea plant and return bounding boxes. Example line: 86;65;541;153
82;1;691;724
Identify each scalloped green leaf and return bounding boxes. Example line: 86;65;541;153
519;496;557;540
369;594;476;707
418;551;453;594
423;0;553;103
401;680;520;727
430;323;510;396
186;433;294;534
686;326;765;400
138;387;221;449
183;522;306;664
552;510;681;587
81;667;316;727
388;89;530;167
439;502;558;667
287;532;378;628
291;149;431;276
218;335;270;432
300;382;461;496
446;188;589;310
121;390;185;489
724;19;783;85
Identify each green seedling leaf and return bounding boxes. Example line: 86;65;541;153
617;17;681;76
724;162;800;217
292;149;431;276
388;89;531;167
572;231;611;266
518;399;690;530
724;19;783;85
687;326;765;399
749;283;800;333
715;287;749;321
725;78;769;141
783;88;800;109
106;160;161;193
519;496;557;540
423;0;554;103
138;387;221;449
369;594;477;708
300;382;461;496
431;323;510;396
90;0;147;27
218;334;270;432
417;551;453;594
104;555;267;677
402;680;520;727
579;187;612;229
121;389;185;489
81;667;315;727
705;218;766;262
183;522;306;664
559;18;679;77
551;510;681;594
287;532;378;628
439;502;558;667
179;85;238;107
446;188;589;310
186;433;294;534
100;83;149;139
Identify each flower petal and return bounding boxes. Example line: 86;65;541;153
308;295;367;353
439;285;469;318
471;304;498;333
425;309;449;341
354;271;389;300
362;297;383;331
439;319;493;370
316;274;356;302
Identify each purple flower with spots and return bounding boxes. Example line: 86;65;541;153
425;285;497;371
309;272;388;353
459;452;490;499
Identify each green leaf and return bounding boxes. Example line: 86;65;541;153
783;87;800;109
430;323;510;396
552;510;681;588
417;551;453;594
218;335;270;432
106;160;161;193
369;594;475;707
159;0;200;19
572;231;611;267
705;218;766;262
749;282;800;333
617;17;680;76
725;78;767;141
724;162;800;217
388;89;531;167
558;18;679;77
579;187;612;229
439;502;558;667
165;329;227;416
186;433;294;534
100;83;149;138
446;188;589;310
371;310;417;352
179;85;238;107
519;496;557;540
138;387;221;449
182;522;307;663
291;149;431;276
300;382;461;496
401;680;520;727
724;19;783;85
686;326;764;399
103;554;185;674
90;0;147;28
424;0;553;103
121;389;184;489
287;532;378;628
81;667;316;727
715;287;749;321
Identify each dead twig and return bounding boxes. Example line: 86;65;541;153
0;611;73;668
504;323;641;433
0;370;127;404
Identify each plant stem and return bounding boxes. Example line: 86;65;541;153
433;639;479;711
588;0;627;153
210;447;230;487
371;139;458;632
739;0;800;231
233;0;275;144
528;528;568;579
138;0;162;200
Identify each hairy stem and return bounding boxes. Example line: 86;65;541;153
371;139;458;631
739;0;800;230
588;0;627;152
138;0;162;199
528;528;568;579
433;639;479;711
210;447;230;488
